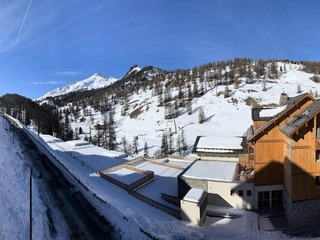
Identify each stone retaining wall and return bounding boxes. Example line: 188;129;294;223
284;189;320;230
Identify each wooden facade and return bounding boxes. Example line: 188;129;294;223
247;93;320;202
283;104;320;201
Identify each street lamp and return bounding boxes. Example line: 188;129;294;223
30;164;40;240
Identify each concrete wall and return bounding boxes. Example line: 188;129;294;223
178;175;254;210
178;176;207;199
181;192;207;225
207;181;254;209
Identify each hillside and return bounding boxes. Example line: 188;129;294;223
32;59;320;157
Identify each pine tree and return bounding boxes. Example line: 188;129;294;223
165;103;175;119
161;132;168;156
143;141;149;158
234;79;239;89
224;85;230;98
187;100;192;115
262;79;267;91
176;132;181;155
122;136;128;154
132;135;139;154
309;89;314;96
180;129;187;154
198;107;206;124
107;110;116;150
297;84;302;94
168;128;173;154
270;61;278;79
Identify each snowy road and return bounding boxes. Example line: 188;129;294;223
5;115;120;239
0;117;49;239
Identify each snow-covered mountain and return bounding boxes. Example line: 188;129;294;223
32;61;320;158
62;62;318;157
38;73;118;99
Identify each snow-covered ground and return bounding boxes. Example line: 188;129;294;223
0;117;50;239
23;128;293;239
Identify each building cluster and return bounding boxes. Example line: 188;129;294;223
180;92;320;230
35;92;320;232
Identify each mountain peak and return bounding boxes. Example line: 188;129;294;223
37;73;118;100
92;72;102;77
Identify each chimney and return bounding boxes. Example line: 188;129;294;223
279;92;289;106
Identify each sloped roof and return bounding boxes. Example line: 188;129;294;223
281;99;320;136
247;93;315;142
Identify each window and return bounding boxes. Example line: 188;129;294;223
258;190;283;208
317;127;320;138
271;190;282;206
247;190;252;196
239;190;243;196
258;191;270;208
316;176;320;187
317;151;320;162
230;190;235;196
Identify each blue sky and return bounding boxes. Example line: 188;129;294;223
1;0;320;99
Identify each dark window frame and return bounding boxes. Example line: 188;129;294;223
316;176;320;187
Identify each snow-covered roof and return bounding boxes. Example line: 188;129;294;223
67;140;90;147
183;160;237;182
281;99;320;136
101;150;128;158
259;105;287;118
107;168;145;185
196;148;235;153
183;188;205;203
196;136;243;150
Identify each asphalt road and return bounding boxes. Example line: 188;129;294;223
12;121;119;240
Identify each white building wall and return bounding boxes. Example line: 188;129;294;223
207;181;254;209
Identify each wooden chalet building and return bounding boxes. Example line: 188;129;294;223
247;92;320;230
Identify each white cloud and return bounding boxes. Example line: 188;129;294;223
56;71;82;76
31;81;63;85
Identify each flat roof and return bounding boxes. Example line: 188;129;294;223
196;136;243;150
259;105;287;118
107;168;145;185
48;140;129;171
183;188;205;203
183;160;237;182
